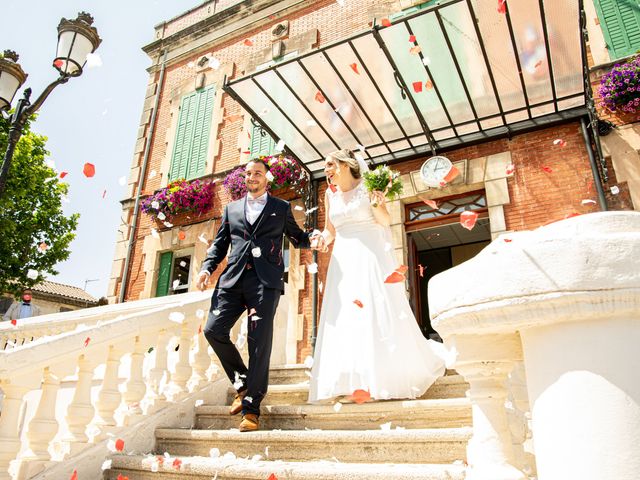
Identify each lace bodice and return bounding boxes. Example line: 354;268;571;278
328;181;375;231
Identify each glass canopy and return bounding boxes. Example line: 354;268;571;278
224;0;587;179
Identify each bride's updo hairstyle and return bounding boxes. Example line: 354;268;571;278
328;149;361;179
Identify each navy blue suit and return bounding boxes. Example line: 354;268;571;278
202;194;312;415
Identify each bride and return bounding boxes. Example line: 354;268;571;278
308;149;449;403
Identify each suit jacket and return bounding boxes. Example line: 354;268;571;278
200;194;312;292
2;301;41;321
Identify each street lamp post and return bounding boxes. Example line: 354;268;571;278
0;12;101;198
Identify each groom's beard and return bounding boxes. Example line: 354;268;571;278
247;183;265;195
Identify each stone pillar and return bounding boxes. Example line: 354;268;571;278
94;346;122;439
145;329;170;412
168;323;193;399
64;355;97;454
0;383;31;480
122;337;147;422
23;370;61;460
190;330;212;389
431;212;640;480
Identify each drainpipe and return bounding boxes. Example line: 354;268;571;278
310;180;319;352
580;117;608;211
119;50;168;303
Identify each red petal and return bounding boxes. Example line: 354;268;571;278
156;455;164;464
198;324;202;334
396;265;409;275
329;184;337;193
503;238;513;242
351;389;371;404
409;45;422;55
425;80;433;90
10;319;17;326
84;337;91;347
384;271;405;283
70;470;78;480
412;81;423;93
381;18;391;27
506;164;515;175
242;150;251;154
117;475;129;480
315;91;325;103
178;231;186;240
542;166;553;173
243;39;253;46
353;299;364;308
60;171;68;179
409;35;416;43
460;211;479;231
172;458;182;470
115;438;124;452
443;166;460;183
497;0;507;14
423;198;438;209
267;474;278;480
53;59;64;69
534;60;543;69
350;63;359;74
82;163;95;178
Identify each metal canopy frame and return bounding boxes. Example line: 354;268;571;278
224;0;589;180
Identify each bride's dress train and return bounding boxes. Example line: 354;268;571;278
309;181;448;403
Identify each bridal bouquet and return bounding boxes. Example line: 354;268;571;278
362;165;403;207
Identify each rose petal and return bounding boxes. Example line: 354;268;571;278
60;171;68;179
409;34;416;43
396;265;409;275
542;166;553;173
115;438;125;452
351;389;371;404
83;163;96;178
381;18;391;27
506;163;515;175
410;45;422;55
172;458;182;470
443;166;460;183
84;337;91;347
412;81;423;93
425;80;434;90
460;211;479;230
315;91;325;103
350;63;359;74
243;39;253;46
384;271;405;283
497;0;507;14
10;319;17;326
178;231;186;240
353;299;364;308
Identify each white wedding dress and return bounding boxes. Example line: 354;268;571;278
309;180;448;403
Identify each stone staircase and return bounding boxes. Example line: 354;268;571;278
105;365;472;479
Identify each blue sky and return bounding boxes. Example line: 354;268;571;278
1;1;199;298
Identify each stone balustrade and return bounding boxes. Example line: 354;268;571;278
0;290;219;480
430;212;640;480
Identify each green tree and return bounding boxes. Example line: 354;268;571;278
0;115;78;296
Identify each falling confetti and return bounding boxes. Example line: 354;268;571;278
384;271;405;283
329;184;337;193
85;52;102;68
503;238;512;243
151;228;160;239
84;337;91;347
198;233;208;245
542;166;553;173
267;474;278;480
243;39;253;46
83;163;96;178
396;265;409;274
351;389;371;404
422;56;431;66
425;80;433;90
172;279;180;290
163;221;174;228
53;59;64;69
118;175;127;186
172;458;182;470
149;169;157;179
350;63;359;74
534;60;543;69
252;247;262;258
497;0;507;14
380;422;392;431
151;200;160;209
412;81;423;93
381;18;391;27
169;311;185;323
294;205;304;211
353;299;364;308
102;189;107;199
266;171;275;182
581;199;597;205
418;264;425;277
101;460;112;470
178;231;186;240
69;470;78;480
60;171;68;179
27;269;38;280
275;139;285;152
506;163;515;175
315;91;325;103
611;185;620;195
409;34;416;43
305;206;319;215
553;138;567;147
333;402;342;412
421;197;438;209
10;319;17;326
460;211;478;230
117;475;129;480
307;262;318;274
115;438;125;452
443;166;460;183
410;45;422;55
210;57;221;70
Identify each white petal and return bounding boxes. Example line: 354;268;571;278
149;169;157;178
101;460;112;470
307;263;318;274
380;422;392;431
275;139;285;152
294;205;304;211
169;311;185;323
245;396;253;403
251;247;262;258
85;52;103;68
209;447;220;458
172;279;180;290
196;309;205;319
210;57;221;70
212;309;221;315
157;212;166;220
118;175;127;186
581;199;597;205
611;185;620;195
198;233;208;245
151;228;160;239
163;221;173;228
26;269;38;280
303;355;314;369
333;402;342;412
195;399;204;407
265;171;275;182
151;201;160;209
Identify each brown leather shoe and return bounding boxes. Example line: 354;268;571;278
229;391;246;416
239;413;259;432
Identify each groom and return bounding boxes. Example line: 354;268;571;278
197;158;322;432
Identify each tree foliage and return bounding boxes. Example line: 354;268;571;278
0;115;79;296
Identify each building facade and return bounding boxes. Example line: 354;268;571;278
107;0;638;362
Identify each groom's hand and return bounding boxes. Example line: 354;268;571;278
196;271;210;291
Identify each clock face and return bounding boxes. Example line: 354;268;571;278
420;156;453;187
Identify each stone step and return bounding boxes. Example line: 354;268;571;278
106;455;466;480
227;374;469;406
154;427;471;464
195;397;472;430
268;364;311;385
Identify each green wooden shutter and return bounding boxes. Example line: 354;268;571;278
249;123;276;157
169;92;197;181
187;85;216;179
595;0;640;59
155;251;173;297
169;85;216;181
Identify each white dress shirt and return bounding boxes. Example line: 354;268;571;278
245;192;268;225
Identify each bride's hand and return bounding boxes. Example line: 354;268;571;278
370;190;386;208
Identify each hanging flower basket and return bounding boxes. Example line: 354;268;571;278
223;154;308;201
598;54;640;114
141;178;214;222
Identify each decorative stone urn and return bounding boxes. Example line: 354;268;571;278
429;212;640;480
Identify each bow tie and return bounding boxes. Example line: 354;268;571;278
247;196;266;206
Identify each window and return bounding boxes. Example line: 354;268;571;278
249;122;277;157
155;249;193;297
168;84;216;181
594;0;640;59
389;0;439;20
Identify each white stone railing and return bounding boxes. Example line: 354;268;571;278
0;290;222;480
430;212;640;480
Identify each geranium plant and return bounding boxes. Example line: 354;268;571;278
222;154;307;201
141;178;214;220
598;54;640;113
